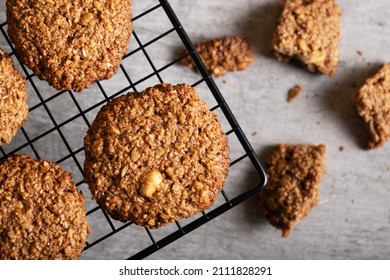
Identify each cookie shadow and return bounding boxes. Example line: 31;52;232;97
240;1;280;57
240;145;275;228
317;63;384;149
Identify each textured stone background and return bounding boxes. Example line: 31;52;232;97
1;0;389;259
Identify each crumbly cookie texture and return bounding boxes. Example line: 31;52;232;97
271;0;341;76
0;48;28;146
352;64;390;149
84;83;230;228
182;36;254;77
0;154;89;260
258;144;326;237
6;0;132;92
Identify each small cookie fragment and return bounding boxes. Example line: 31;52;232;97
0;154;89;259
287;85;302;103
84;83;230;228
352;64;390;149
182;36;254;77
6;0;132;92
271;0;341;76
258;144;326;237
0;48;28;146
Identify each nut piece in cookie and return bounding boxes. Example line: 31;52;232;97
258;144;326;237
182;36;254;77
352;64;390;149
0;154;89;260
271;0;341;76
6;0;132;92
83;83;230;228
0;48;28;146
139;170;163;198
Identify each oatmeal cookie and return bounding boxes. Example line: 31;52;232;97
0;48;28;146
352;64;390;149
6;0;132;92
182;36;254;77
0;154;89;259
271;0;341;76
258;144;326;237
84;83;230;228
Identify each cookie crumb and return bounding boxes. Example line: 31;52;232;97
287;85;302;103
357;50;364;56
339;145;344;151
252;130;260;136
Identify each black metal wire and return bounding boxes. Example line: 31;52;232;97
0;0;267;259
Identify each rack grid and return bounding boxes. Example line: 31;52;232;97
0;0;267;259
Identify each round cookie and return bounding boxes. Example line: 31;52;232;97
0;154;90;260
84;83;230;228
0;48;28;146
6;0;132;92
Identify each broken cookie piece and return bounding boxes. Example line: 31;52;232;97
271;0;341;76
259;144;326;237
182;36;254;77
352;64;390;149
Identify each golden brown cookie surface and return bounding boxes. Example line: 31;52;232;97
0;154;89;260
0;48;28;146
352;64;390;149
84;83;230;228
259;144;326;237
6;0;132;92
271;0;341;76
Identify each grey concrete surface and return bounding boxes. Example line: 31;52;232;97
1;0;389;259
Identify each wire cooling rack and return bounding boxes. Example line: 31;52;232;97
0;0;267;259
